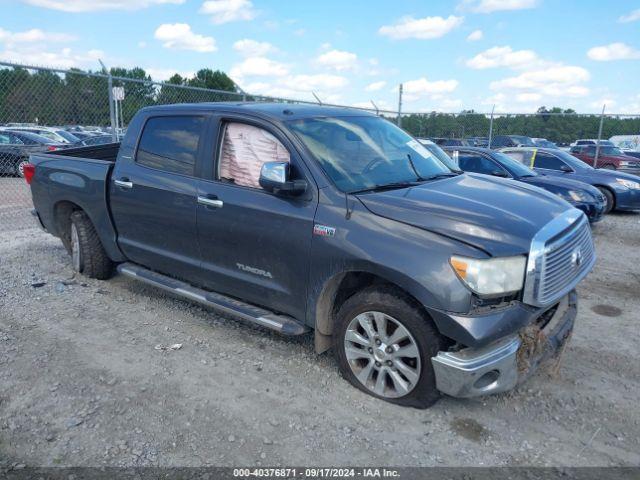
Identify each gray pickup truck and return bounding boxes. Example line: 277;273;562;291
26;103;595;408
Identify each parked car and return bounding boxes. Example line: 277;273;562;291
569;144;640;174
501;147;640;214
609;135;640;151
443;146;605;222
490;135;536;148
0;130;63;177
73;134;114;147
532;138;558;149
417;139;462;171
9;126;79;144
570;139;614;148
26;103;594;408
467;136;489;147
429;137;470;147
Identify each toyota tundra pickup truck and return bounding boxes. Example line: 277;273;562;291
25;103;595;408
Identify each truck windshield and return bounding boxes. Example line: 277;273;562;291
288;116;452;193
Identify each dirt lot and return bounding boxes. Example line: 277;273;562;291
1;209;639;468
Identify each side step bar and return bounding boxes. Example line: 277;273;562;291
117;263;310;336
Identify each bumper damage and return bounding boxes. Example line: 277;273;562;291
431;290;576;398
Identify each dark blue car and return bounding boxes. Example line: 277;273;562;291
501;147;640;214
443;146;606;223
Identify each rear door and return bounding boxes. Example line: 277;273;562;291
195;116;317;320
110;113;209;277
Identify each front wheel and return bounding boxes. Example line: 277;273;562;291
334;286;445;409
597;187;614;214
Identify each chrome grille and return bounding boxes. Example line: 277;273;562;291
523;209;596;307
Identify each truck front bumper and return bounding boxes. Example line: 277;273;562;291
431;291;576;398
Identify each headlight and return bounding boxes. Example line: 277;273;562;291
557;190;586;202
616;178;640;189
450;255;526;296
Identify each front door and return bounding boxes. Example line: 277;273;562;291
195;119;317;320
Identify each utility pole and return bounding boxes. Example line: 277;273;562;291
488;104;495;149
99;59;118;143
594;104;606;167
397;83;403;127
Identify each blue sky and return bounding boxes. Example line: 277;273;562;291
3;0;640;113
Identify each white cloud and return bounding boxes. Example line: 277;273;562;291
315;49;357;71
0;46;104;69
467;29;483;41
21;0;184;12
200;0;257;24
138;41;147;48
233;39;275;57
145;68;195;81
461;0;538;14
466;45;539;69
379;15;463;40
490;65;591;98
230;57;289;78
154;23;216;52
402;77;459;99
587;43;640;61
0;27;75;45
281;74;348;91
239;74;349;102
618;8;640;23
516;92;542;103
365;81;386;92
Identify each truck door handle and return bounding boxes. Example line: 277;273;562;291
114;178;133;189
197;196;224;208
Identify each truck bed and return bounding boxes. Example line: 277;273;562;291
28;141;125;263
48;142;120;162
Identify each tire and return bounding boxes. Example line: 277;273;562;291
14;158;28;178
69;211;114;280
602;164;616;170
334;286;445;409
596;187;615;214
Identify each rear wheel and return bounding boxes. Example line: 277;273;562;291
597;187;615;214
334;286;445;409
69;211;114;279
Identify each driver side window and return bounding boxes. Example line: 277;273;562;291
535;153;566;170
218;122;290;189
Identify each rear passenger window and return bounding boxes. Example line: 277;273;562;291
218;122;290;189
136;116;205;176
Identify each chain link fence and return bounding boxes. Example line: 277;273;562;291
1;60;639;232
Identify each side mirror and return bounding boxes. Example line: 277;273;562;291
560;165;572;173
491;170;509;178
259;161;307;196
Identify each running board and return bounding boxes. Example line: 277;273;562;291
117;263;310;336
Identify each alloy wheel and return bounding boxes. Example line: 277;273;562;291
343;311;421;398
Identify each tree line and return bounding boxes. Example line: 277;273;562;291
0;65;638;143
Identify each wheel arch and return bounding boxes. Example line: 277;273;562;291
313;269;438;354
593;184;616;210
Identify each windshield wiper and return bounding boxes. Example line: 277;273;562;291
350;181;421;194
420;172;462;181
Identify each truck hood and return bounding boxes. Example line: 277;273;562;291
356;173;572;257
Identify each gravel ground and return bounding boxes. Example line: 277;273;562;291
1;211;639;468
